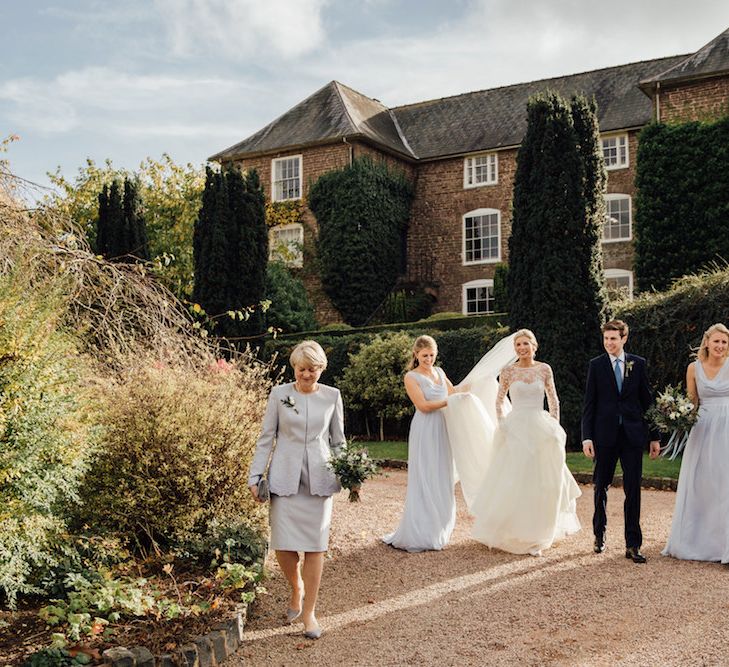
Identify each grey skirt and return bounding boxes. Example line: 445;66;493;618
269;448;333;552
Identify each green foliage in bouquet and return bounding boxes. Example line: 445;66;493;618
647;384;698;434
328;444;381;502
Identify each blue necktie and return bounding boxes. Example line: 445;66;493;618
614;358;623;392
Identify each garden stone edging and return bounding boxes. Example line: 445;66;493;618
376;459;678;492
101;603;247;667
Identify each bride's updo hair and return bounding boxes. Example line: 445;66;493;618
697;323;729;361
512;328;538;352
408;335;438;371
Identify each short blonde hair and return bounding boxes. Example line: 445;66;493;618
697;323;729;361
408;335;437;371
513;328;538;352
290;340;328;369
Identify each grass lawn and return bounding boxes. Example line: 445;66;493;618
358;440;682;479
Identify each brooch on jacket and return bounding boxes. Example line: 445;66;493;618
281;395;299;414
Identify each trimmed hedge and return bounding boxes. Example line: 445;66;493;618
635;117;729;292
615;266;729;392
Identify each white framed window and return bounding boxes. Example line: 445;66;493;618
464;153;498;188
269;223;303;267
271;155;302;201
463;279;495;315
603;194;632;242
601;134;629;170
604;268;633;299
463;208;501;264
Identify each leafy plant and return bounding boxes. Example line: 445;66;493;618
339;332;414;440
309;157;413;325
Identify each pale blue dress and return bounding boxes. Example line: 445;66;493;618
383;367;456;552
663;360;729;562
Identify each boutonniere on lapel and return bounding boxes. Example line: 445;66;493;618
281;395;299;414
624;360;635;378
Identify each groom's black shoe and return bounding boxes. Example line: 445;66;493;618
594;534;606;553
625;547;647;563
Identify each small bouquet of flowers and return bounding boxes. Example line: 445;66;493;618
328;444;381;502
647;384;698;459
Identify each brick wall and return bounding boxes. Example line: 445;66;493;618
659;75;729;123
602;129;640;272
232;140;413;324
407;149;517;313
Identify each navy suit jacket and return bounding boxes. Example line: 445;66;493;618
581;353;658;449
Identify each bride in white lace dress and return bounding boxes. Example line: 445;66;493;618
446;329;581;555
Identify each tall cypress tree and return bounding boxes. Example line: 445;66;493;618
193;166;268;340
96;178;149;262
508;91;607;445
122;178;150;261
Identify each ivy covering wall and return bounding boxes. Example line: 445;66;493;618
634;116;729;292
308;157;414;326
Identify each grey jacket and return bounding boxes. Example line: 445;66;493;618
248;383;345;497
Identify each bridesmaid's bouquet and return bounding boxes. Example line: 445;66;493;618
328;444;381;502
647;385;698;459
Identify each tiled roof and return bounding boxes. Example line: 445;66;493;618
210;81;413;161
641;27;729;90
211;50;711;162
390;56;685;159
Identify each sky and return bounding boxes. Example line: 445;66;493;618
2;0;729;195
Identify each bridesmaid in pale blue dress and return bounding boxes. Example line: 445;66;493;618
663;323;729;563
383;335;461;552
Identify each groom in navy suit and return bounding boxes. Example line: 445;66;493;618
582;320;660;563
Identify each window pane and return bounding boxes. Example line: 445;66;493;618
273;157;301;201
465;285;494;314
604;197;631;241
464;212;499;262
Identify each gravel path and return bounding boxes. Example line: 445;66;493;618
230;470;729;666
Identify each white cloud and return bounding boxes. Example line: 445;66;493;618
153;0;329;60
0;67;254;136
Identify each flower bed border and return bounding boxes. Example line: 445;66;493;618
101;603;248;667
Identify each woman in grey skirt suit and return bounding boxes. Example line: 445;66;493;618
249;340;344;640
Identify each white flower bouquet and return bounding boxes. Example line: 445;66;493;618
328;444;381;502
647;384;698;459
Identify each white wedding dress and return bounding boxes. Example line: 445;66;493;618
445;337;581;555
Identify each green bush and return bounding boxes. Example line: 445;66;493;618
309;157;414;325
338;332;414;441
264;261;318;333
0;276;97;607
615;266;729;391
635;117;729;291
75;358;270;550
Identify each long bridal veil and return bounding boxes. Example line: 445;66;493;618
444;333;517;511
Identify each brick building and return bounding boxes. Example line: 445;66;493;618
210;27;729;324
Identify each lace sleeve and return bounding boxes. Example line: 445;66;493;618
496;365;512;421
542;364;560;420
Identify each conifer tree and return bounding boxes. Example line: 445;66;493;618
193;166;268;339
508;91;607;444
95;178;149;262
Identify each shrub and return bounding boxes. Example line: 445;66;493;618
75;358;270;550
635;117;729;291
616;266;729;391
309;157;414;325
0;275;97;606
339;333;414;441
264;261;318;333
